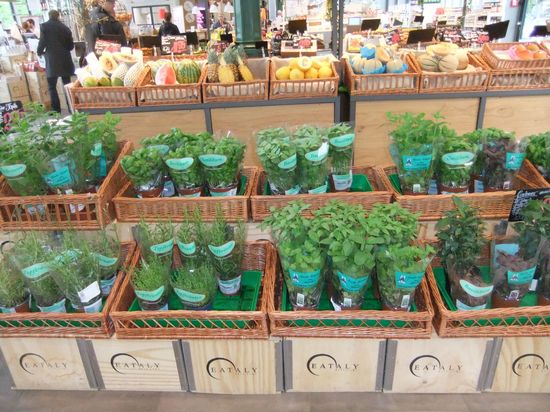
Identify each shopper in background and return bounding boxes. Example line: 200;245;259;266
87;0;127;53
37;10;75;113
27;18;40;37
158;11;180;37
260;1;268;31
212;15;232;31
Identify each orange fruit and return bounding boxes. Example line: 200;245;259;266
534;51;547;59
527;44;540;52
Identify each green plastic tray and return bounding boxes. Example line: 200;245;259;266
263;174;373;196
388;173;403;195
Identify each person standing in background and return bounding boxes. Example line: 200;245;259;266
37;10;75;113
158;11;180;37
260;1;268;30
27;19;40;37
87;0;127;53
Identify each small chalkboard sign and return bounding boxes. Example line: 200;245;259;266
0;101;24;132
508;188;550;222
161;35;188;55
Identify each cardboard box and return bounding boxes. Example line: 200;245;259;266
6;75;30;99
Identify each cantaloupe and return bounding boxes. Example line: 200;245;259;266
361;59;383;74
418;54;440;72
386;58;405;73
375;46;391;64
111;63;129;86
455;50;469;70
438;54;459;73
351;56;369;74
155;63;177;85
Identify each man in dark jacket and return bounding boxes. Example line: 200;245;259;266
88;0;127;53
158;11;180;37
37;10;75;113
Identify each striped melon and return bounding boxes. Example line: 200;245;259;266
123;61;144;87
175;59;201;84
418;54;440;72
111;63;129;87
438;54;459;73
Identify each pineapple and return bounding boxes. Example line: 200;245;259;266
235;45;254;82
207;50;219;83
224;47;240;82
217;49;236;84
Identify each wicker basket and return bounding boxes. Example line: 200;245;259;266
485;65;550;91
202;58;269;103
269;57;339;99
136;64;206;106
110;241;275;339
268;249;433;338
68;81;137;110
113;166;257;223
0;141;132;231
343;54;419;95
426;242;550;338
0;242;136;338
410;52;490;93
481;42;550;70
376;163;538;221
516;159;550;189
250;166;392;222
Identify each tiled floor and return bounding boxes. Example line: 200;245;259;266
1;367;549;412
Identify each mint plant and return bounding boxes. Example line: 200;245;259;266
481;129;523;191
294;125;329;194
437;136;479;193
327;123;355;192
200;136;246;195
365;203;420;250
526;132;550;180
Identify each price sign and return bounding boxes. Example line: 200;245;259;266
508;188;550;221
161;35;188;55
0;101;24;132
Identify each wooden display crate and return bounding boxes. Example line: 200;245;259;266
0;337;96;390
181;338;283;394
113;166;257;223
486;337;550;393
283;337;385;392
68;82;137;110
383;335;495;393
86;338;187;391
250;166;393;222
0;140;132;231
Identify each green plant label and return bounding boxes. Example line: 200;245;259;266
38;298;67;313
21;262;50;279
199;154;227;167
289;269;321;288
44;166;72;187
208;241;235;258
149;144;170;156
218;276;241;294
166;157;194;171
459;279;493;298
442;151;475;166
177;240;196;256
401;155;432;171
285;185;301;195
99;152;107;178
507;266;536;286
505;152;526;171
162;180;176;197
0;306;16;313
97;254;118;267
332;172;352;191
456;299;487;311
337;271;369;293
100;275;117;295
278;154;297;170
0;164;26;178
135;286;165;302
308;183;328;194
77;281;101;303
210;187;238;197
330;133;355;148
174;287;206;303
394;271;424;289
305;142;329;162
91;143;102;156
150;239;174;255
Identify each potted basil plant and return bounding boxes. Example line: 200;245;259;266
0;256;30;313
200;136;246;196
294;125;329;194
121;147;166;198
131;255;171;311
526;132;550;180
327;123;355;192
437;137;478;194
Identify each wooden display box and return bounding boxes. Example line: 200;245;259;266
0;141;132;231
383;335;495;393
0;337;96;390
68;81;137;110
283;338;385;392
181;338;283;394
86;338;187;391
486;337;550;393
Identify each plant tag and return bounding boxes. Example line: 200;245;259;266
296;293;305;307
148;144;170;156
332;172;353;191
285;185;301;195
0;306;16;313
507;266;536;285
495;243;519;256
82;299;102;313
413;183;422;193
308;183;328;194
400;294;410;309
199;154;227;167
91;143;102;156
459;279;493;297
337;271;369;293
166;157;194;171
330;298;342;311
343;297;353;308
38;298;67;313
174;288;206;303
289;269;321;288
150;239;173;254
330;133;355;148
78;281;101;303
162;179;176;197
428;179;438;195
100;275;117;295
97;254;118;267
0;164;26;177
135;286;165;302
208;241;235;258
530;279;538;292
402;154;432;171
210;187;238;196
44;166;72;187
277;154;297;170
474;179;484;193
177;240;196;256
508;290;520;300
442;151;475;166
22;262;50;279
395;271;424;289
505;152;526;171
305;142;329;162
456;299;487;311
218;276;242;295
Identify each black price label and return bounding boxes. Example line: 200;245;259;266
508;188;550;222
161;35;188;55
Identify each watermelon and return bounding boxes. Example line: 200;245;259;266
176;59;201;84
155;63;177;85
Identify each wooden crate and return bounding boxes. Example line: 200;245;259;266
486;337;550;393
181;338;283;394
283;337;385;392
0;337;96;390
68;81;137;110
383;335;495;393
86;338;187;391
